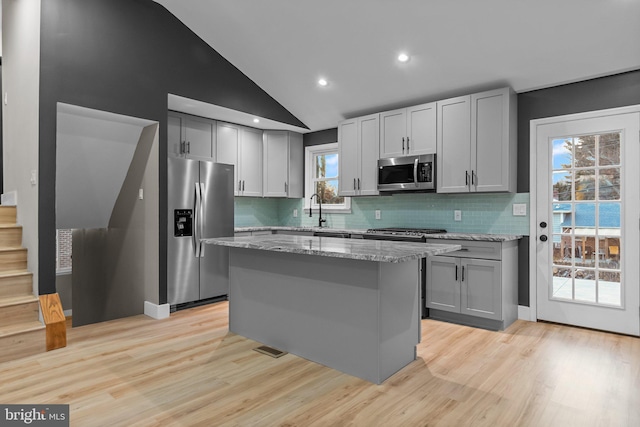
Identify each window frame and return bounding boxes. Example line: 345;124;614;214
304;143;351;213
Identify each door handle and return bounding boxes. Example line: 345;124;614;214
199;182;205;257
194;182;201;257
540;221;548;228
540;235;548;242
413;158;419;187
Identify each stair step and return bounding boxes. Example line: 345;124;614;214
0;206;17;226
0;225;23;248
0;295;40;328
0;270;33;298
0;321;45;363
0;248;27;272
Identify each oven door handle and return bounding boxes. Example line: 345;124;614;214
413;158;419;187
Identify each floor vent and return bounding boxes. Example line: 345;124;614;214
254;345;287;358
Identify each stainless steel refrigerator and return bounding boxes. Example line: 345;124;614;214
168;157;234;306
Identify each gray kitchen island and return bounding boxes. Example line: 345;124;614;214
204;234;460;384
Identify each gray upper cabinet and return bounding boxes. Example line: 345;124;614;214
168;112;216;160
263;131;303;198
338;113;379;197
217;122;263;197
436;87;517;193
379;102;436;159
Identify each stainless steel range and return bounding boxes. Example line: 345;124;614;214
362;227;447;319
363;227;447;242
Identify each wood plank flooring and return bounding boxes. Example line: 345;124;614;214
1;301;638;426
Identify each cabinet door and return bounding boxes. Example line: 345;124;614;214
338;119;359;197
460;258;502;320
407;102;436;155
216;123;240;195
287;132;303;198
263;131;289;197
168;113;183;157
239;127;263;197
380;108;407;158
358;114;380;196
437;95;471;193
426;256;460;313
184;116;214;159
471;88;514;192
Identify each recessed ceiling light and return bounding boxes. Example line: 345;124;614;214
253;118;260;124
397;53;410;63
318;78;328;87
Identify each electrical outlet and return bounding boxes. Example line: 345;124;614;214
375;210;381;220
513;203;527;216
293;208;298;218
138;188;144;200
454;210;462;221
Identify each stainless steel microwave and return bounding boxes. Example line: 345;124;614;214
377;154;435;192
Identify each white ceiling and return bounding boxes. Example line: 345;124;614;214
154;0;640;133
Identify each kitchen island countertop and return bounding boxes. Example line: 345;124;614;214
234;226;522;242
203;234;461;263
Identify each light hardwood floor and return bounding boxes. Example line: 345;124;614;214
1;301;638;426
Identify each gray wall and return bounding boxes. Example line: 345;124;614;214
72;124;159;326
38;0;307;302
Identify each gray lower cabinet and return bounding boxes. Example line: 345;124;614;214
426;239;518;330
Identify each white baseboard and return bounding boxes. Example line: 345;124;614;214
144;301;170;320
1;191;17;206
518;305;534;321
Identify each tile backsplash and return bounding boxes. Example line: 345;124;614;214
236;192;530;236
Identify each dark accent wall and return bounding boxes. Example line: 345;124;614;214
38;0;307;299
303;128;338;147
516;69;640;306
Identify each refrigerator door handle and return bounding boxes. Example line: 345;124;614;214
199;182;206;257
194;182;201;257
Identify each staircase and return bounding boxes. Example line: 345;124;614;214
0;205;45;363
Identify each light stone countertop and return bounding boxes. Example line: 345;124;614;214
234;226;523;242
203;234;461;263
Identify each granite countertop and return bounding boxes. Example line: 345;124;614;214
203;234;461;263
234;226;522;242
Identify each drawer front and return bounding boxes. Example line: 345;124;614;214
426;239;501;260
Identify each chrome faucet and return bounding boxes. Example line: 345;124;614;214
309;193;327;228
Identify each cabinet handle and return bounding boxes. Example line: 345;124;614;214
472;170;476;186
465;171;469;186
402;137;405;152
407;136;410;151
357;178;361;190
354;178;357;190
284;182;288;193
242;180;245;191
455;265;458;281
238;180;242;191
186;141;191;154
462;266;465;282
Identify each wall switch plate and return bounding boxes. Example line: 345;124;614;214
138;188;144;200
30;170;37;185
293;208;298;218
375;210;381;220
513;203;527;216
454;210;462;221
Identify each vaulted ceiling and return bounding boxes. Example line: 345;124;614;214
154;0;640;132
